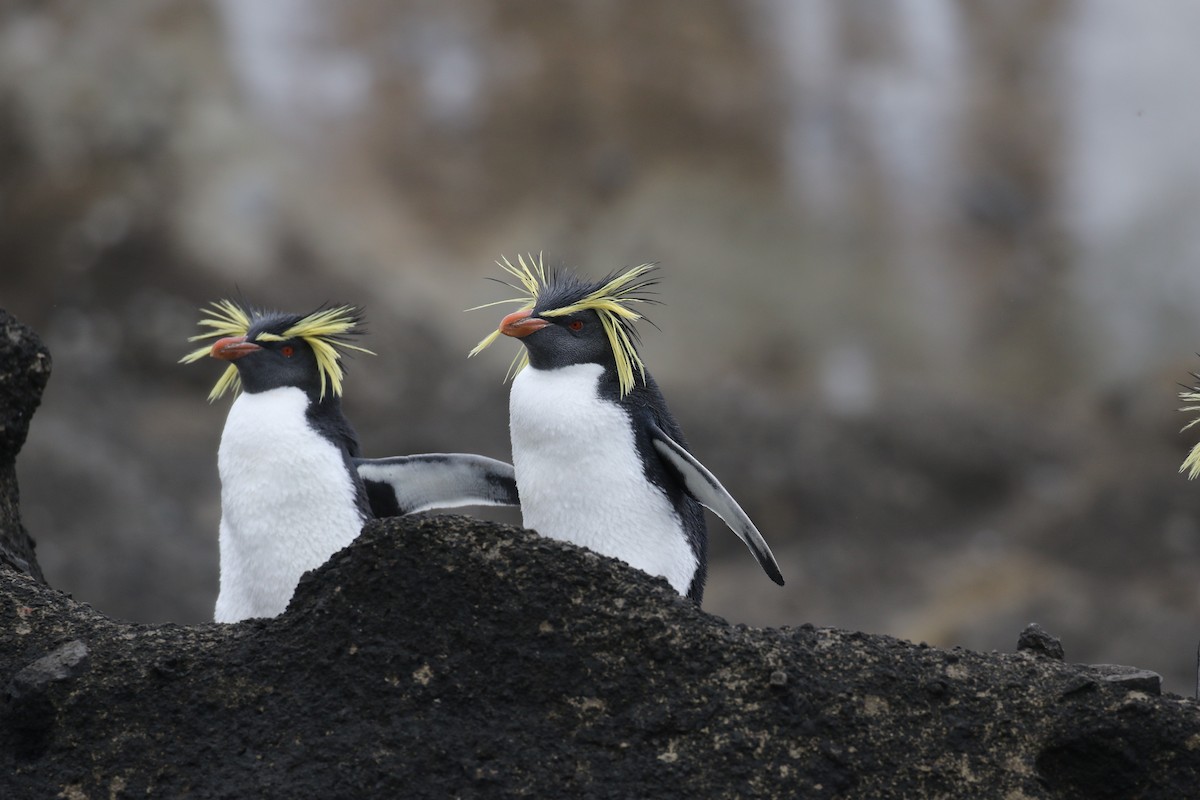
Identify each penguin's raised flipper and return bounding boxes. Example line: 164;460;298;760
647;424;785;586
355;454;519;517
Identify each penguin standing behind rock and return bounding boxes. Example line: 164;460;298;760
183;300;518;622
470;255;783;603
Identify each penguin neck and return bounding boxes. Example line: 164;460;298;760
523;358;621;403
302;390;348;425
237;364;322;399
239;384;343;420
235;386;361;459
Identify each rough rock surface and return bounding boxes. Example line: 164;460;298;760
1;513;1199;799
0;309;49;582
3;312;1200;799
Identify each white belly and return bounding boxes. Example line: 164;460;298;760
214;387;365;622
509;363;697;595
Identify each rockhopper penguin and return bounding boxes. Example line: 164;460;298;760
470;255;784;603
183;300;518;622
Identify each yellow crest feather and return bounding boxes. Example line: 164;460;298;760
1180;389;1200;479
469;253;657;397
181;300;373;402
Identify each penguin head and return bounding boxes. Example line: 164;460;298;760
471;254;659;397
210;316;327;397
498;306;612;372
182;301;373;402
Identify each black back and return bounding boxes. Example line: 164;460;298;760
600;367;708;602
306;395;372;521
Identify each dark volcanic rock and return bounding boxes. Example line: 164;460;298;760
1018;622;1066;661
1088;664;1163;696
0;309;49;582
1;514;1199;799
6;639;91;702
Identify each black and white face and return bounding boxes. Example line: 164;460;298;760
499;308;614;372
210;333;322;396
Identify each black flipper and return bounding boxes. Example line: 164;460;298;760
354;454;519;517
647;423;784;586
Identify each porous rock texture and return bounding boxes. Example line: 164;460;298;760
2;312;1200;799
0;309;49;582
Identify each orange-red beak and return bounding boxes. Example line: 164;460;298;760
500;309;550;338
211;336;262;361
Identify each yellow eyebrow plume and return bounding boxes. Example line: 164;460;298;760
1180;388;1200;479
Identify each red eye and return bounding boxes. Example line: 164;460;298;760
280;345;295;357
568;320;584;332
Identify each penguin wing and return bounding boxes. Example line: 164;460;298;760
354;454;519;517
647;424;785;586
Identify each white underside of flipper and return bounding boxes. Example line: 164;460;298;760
509;363;697;595
355;454;517;514
214;387;366;622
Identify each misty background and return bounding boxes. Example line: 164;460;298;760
5;1;1200;693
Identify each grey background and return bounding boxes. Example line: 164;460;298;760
5;1;1200;693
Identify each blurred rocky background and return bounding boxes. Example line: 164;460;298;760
4;1;1200;693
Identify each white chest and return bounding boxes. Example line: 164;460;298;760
214;387;365;622
509;364;697;595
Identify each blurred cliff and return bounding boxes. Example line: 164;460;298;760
5;1;1200;692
